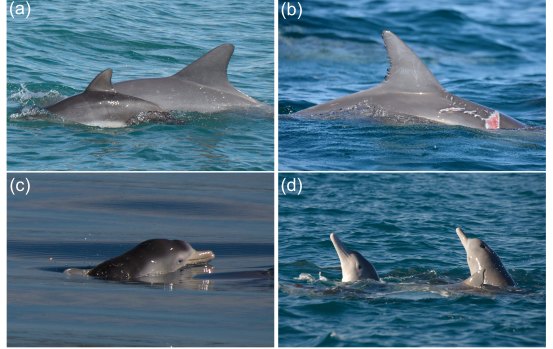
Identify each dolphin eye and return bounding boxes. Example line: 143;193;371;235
178;259;184;263
480;243;485;248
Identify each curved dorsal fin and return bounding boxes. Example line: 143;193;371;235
381;31;444;93
85;69;115;92
173;44;234;87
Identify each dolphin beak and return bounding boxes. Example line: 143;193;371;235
330;233;350;262
187;250;215;265
456;227;468;249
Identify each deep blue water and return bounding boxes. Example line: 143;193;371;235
279;0;545;170
7;0;274;171
8;174;274;346
279;173;545;347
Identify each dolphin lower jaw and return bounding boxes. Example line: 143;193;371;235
187;250;215;266
456;227;468;247
330;233;355;282
330;233;350;262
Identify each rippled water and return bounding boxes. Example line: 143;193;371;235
8;174;274;346
279;0;545;170
279;173;545;347
7;0;274;171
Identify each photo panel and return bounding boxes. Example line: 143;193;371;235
7;173;274;346
7;0;274;171
279;173;545;346
278;0;545;171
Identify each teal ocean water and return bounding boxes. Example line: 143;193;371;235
279;174;545;346
7;1;274;171
279;0;545;170
8;174;274;346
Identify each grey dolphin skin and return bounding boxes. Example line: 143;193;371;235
85;239;215;281
295;31;525;130
46;69;167;127
330;233;379;282
456;227;515;288
114;44;263;113
46;44;264;126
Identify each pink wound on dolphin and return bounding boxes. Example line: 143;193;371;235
485;111;500;129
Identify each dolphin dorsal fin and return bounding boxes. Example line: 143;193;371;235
85;69;115;92
174;44;234;87
381;31;444;94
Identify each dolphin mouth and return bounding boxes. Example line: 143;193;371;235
456;227;468;248
330;233;350;262
187;250;215;265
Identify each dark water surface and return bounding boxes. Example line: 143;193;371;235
8;174;274;346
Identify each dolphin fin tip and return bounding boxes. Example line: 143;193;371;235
381;31;444;93
85;69;114;92
174;44;235;87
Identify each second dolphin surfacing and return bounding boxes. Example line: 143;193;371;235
46;69;170;127
295;31;525;130
456;227;515;288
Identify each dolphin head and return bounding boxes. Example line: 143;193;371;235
137;239;215;276
456;227;496;276
330;233;379;282
456;227;515;287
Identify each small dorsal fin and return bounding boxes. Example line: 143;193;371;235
381;31;444;93
85;69;115;92
173;44;234;87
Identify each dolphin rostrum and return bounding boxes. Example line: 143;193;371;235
330;233;379;282
456;227;515;287
295;31;525;130
46;69;169;127
114;44;263;113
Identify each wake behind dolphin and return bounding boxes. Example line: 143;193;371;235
295;31;525;130
65;239;215;281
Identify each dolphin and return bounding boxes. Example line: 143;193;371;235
113;44;264;113
66;239;215;281
330;233;379;282
46;69;170;127
456;227;515;287
295;31;525;130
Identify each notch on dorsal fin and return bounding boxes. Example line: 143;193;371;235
85;69;115;92
381;31;444;94
174;44;234;87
